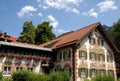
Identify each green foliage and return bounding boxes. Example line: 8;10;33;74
18;21;56;44
12;70;30;81
111;19;120;50
18;21;35;44
0;71;3;81
3;77;13;81
11;70;70;81
91;74;115;81
35;21;56;44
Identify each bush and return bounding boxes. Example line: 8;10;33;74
11;70;71;81
12;70;30;81
48;72;63;81
92;74;115;81
0;71;3;81
3;77;13;81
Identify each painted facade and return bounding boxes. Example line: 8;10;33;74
0;22;119;81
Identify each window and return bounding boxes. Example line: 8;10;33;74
28;68;33;72
4;67;11;75
16;67;22;71
63;50;71;60
98;54;105;61
98;38;104;46
90;53;96;60
90;69;96;77
107;55;113;62
108;70;114;75
78;68;87;77
79;51;87;60
89;38;95;44
57;52;62;60
100;69;106;75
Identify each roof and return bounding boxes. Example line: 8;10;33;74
0;41;51;51
0;33;18;42
40;22;119;53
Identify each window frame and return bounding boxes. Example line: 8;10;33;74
3;67;11;75
98;54;105;61
90;52;96;61
78;68;88;77
79;51;87;60
90;69;96;77
89;38;95;45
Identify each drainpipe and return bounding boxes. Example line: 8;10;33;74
73;45;77;81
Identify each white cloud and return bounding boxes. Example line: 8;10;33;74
38;13;43;17
17;6;37;17
82;8;98;18
97;0;118;13
66;8;80;14
38;0;82;14
54;29;69;34
47;15;56;21
47;15;58;28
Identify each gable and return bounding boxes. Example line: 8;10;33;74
40;22;119;53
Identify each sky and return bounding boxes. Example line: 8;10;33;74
0;0;120;37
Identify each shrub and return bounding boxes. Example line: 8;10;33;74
92;74;115;81
12;70;30;81
0;71;3;81
3;77;13;81
48;72;63;81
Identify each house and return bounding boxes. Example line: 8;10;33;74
40;22;119;81
0;22;119;81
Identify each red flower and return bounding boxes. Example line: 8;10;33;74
42;57;47;62
15;54;23;60
25;55;32;60
33;56;40;62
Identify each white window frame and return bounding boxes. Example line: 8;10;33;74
3;67;11;76
81;68;86;77
91;69;96;77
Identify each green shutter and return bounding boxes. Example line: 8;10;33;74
103;54;105;61
85;52;87;59
79;51;81;59
78;68;81;77
86;68;88;77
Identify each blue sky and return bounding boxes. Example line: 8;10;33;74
0;0;120;37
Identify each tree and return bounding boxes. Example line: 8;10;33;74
111;19;120;50
18;21;35;44
111;19;120;64
35;21;56;44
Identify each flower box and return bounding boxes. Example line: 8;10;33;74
6;54;14;58
0;53;5;57
33;56;40;62
25;55;32;60
15;54;23;60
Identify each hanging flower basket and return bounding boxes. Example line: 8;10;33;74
33;56;40;62
25;55;32;60
6;54;14;58
15;54;23;60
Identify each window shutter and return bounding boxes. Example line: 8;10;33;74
78;68;81;77
86;68;88;77
79;51;81;58
98;54;100;61
103;54;105;61
85;52;87;59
